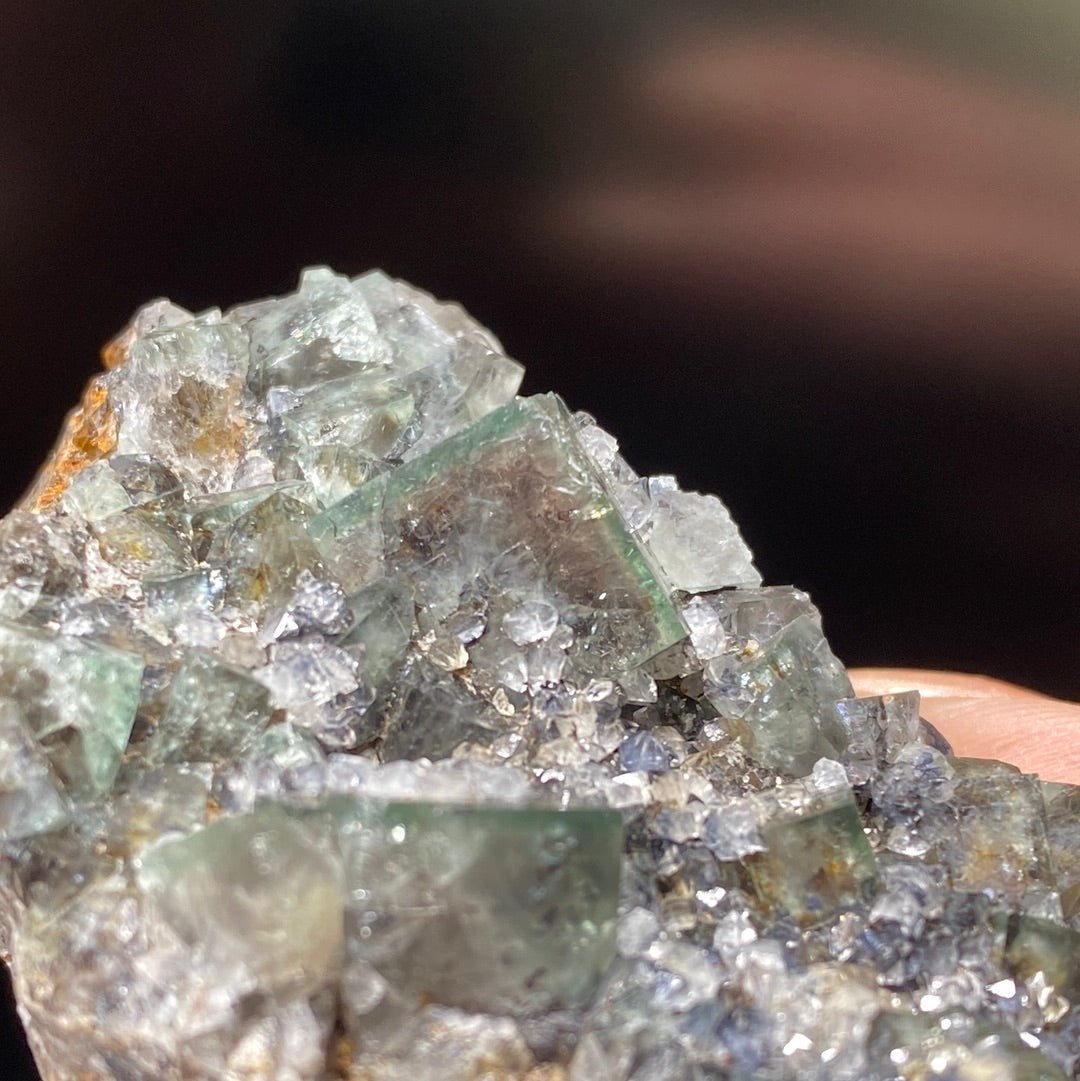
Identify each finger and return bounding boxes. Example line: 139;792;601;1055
849;667;1080;784
849;667;1045;701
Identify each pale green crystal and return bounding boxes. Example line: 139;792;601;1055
295;443;384;509
1043;780;1080;926
311;393;686;683
237;266;388;389
185;482;307;560
994;910;1080;1006
92;505;195;580
106;763;212;853
137;802;345;997
945;758;1058;914
639;484;759;592
378;657;502;761
0;699;70;840
281;374;416;457
0;619;143;799
335;801;621;1018
110;317;260;493
13;807;342;1081
142;567;226;635
148;650;271;765
745;787;879;927
212;490;326;622
710;606;854;775
338;577;414;683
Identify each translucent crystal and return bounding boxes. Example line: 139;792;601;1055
108;316;262;493
149;650;271;764
745;787;879;927
336;576;415;725
867;1009;1069;1081
639;481;760;592
93;506;195;580
235;265;387;389
1043;781;1080;926
310;394;686;683
702;801;766;861
259;635;361;710
619;730;669;773
994;910;1080;1015
0;620;143;799
707;607;854;775
0;699;71;840
136;804;341;997
834;690;922;784
211;489;326;625
378;657;502;761
945;759;1058;915
502;599;559;646
336;802;621;1020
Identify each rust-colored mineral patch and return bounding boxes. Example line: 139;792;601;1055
26;377;118;511
100;335;129;371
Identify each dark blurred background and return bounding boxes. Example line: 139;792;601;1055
3;3;1080;1071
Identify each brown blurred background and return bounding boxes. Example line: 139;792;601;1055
3;3;1080;1071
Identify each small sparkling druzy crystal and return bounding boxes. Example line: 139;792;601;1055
0;268;1078;1081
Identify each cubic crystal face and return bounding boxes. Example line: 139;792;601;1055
745;788;879;928
0;619;143;801
137;802;346;999
311;393;685;684
335;802;621;1018
0;267;1076;1081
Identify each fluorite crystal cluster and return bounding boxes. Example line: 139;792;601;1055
0;269;1078;1081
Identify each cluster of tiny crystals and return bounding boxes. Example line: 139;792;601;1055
0;267;1077;1081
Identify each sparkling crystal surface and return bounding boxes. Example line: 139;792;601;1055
0;267;1076;1081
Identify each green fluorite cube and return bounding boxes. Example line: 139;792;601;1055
0;620;143;801
994;910;1080;1005
137;802;344;997
310;394;685;680
746;789;878;927
946;758;1055;909
149;650;271;765
336;801;622;1017
712;612;854;776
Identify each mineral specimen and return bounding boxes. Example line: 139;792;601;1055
0;267;1077;1081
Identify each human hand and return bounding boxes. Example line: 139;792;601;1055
850;668;1080;784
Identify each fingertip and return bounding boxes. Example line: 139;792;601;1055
849;667;1048;701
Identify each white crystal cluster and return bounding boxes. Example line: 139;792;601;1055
0;269;1077;1081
